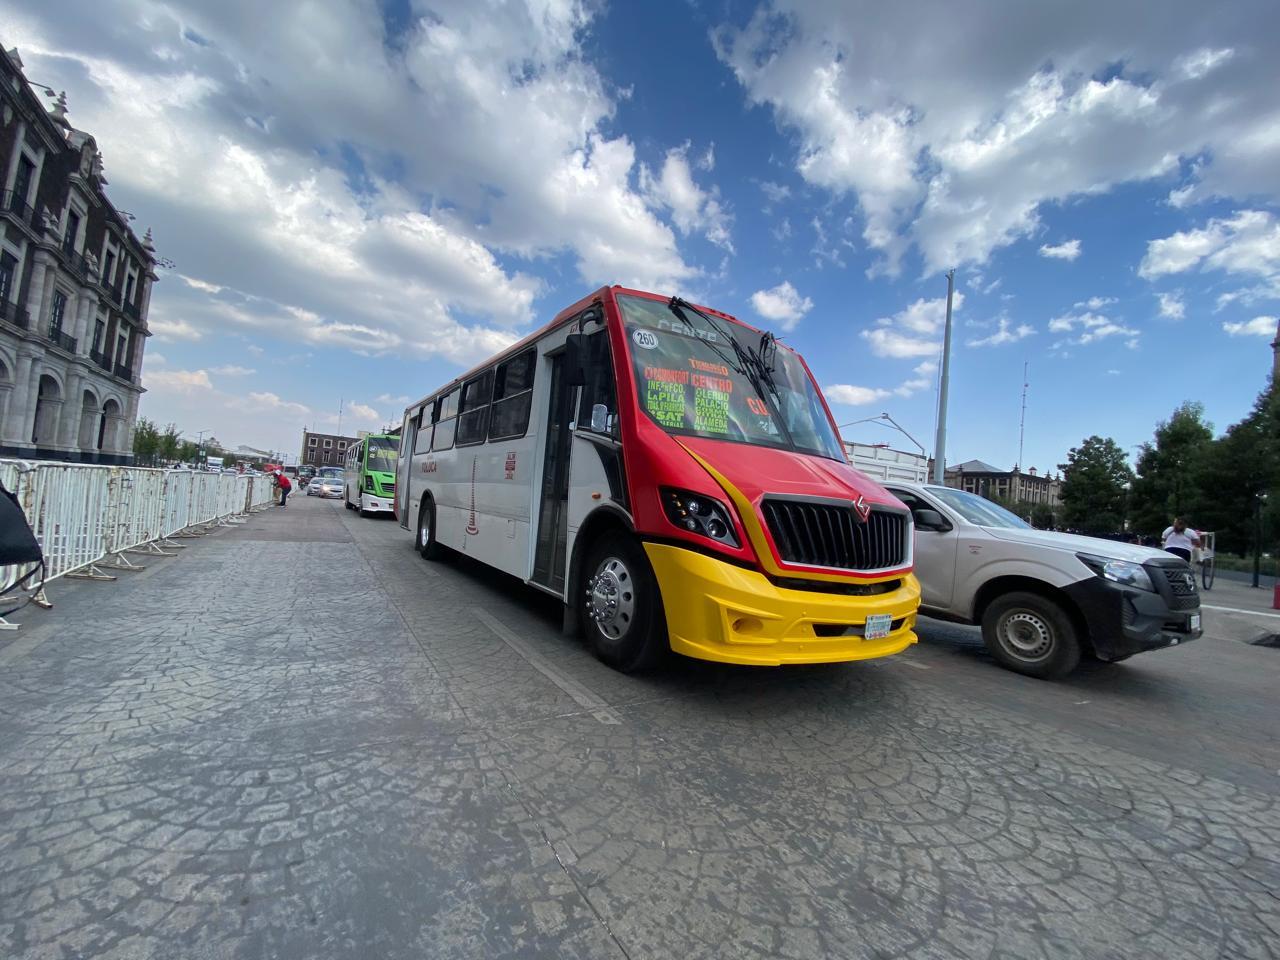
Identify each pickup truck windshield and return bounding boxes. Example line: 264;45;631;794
929;487;1031;529
617;294;843;461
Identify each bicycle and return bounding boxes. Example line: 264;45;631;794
1195;531;1215;591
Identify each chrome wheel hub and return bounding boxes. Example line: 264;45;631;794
999;611;1053;661
585;557;636;639
420;515;431;547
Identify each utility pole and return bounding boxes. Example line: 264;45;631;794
932;269;956;484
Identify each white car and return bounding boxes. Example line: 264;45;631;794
884;482;1203;679
307;475;344;498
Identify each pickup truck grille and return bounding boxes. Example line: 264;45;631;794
761;499;908;572
1157;565;1200;610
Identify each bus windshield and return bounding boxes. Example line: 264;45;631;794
366;438;397;473
617;294;844;461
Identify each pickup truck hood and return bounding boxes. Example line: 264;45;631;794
982;526;1172;564
677;436;904;509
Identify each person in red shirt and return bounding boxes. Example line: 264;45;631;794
274;470;292;508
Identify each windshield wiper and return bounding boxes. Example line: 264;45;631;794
667;297;794;446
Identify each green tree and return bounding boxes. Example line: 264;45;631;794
1193;386;1279;555
1129;401;1215;536
1058;436;1133;533
158;423;182;464
1030;503;1057;530
133;418;160;465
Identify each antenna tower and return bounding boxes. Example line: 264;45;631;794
1017;361;1029;470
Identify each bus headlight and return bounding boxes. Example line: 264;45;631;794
662;488;740;548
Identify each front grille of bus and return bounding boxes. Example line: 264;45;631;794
761;499;909;572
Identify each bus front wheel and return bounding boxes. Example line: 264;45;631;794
417;501;445;560
582;532;667;673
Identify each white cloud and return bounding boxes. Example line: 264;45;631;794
861;292;963;358
1157;291;1186;320
750;282;814;331
210;365;255;376
1049;310;1140;346
1140;211;1280;291
8;0;717;378
1223;315;1276;337
144;368;213;393
1075;296;1118;310
967;317;1035;347
640;143;734;253
824;384;889;406
825;359;935;407
714;5;1280;273
374;394;411;406
1038;239;1082;261
759;181;791;204
242;391;309;417
246;344;264;356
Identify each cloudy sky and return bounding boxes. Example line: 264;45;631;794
6;0;1279;468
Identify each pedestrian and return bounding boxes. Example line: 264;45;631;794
274;469;292;508
1160;517;1200;562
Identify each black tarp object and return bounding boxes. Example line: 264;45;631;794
1;480;44;615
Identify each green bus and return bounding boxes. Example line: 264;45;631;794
343;433;399;516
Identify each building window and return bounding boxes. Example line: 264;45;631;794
50;291;68;335
102;251;116;287
337;441;346;451
125;273;136;303
0;251;16;304
92;319;105;354
64;211;80;255
308;436;318;447
12;155;35;205
324;438;332;448
117;330;129;366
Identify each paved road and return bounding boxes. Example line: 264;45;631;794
1;496;1277;960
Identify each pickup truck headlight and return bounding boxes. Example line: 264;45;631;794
662;488;740;548
1078;553;1155;592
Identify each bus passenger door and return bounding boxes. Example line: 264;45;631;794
532;353;572;591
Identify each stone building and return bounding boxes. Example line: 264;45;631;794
301;430;360;468
0;45;155;465
944;459;1063;507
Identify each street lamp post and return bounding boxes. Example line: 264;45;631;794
195;429;211;468
838;413;927;459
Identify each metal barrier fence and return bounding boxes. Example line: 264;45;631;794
1;460;275;629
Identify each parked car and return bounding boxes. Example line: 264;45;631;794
883;482;1203;679
307;475;344;498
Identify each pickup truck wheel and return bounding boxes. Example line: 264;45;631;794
981;591;1081;680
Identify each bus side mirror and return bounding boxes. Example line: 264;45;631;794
565;334;587;386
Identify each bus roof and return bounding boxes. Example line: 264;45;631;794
402;284;789;415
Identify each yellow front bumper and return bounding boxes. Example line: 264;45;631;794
644;542;920;666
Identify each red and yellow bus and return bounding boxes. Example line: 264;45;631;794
395;286;920;671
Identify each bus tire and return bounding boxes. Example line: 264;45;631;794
417;500;445;560
582;532;667;673
980;591;1081;680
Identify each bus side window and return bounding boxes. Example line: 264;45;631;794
414;403;435;454
488;349;536;441
432;389;459;451
456;370;494;446
578;332;617;434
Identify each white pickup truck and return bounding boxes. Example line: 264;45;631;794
882;481;1203;679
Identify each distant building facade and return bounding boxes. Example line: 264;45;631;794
0;45;156;464
945;459;1063;507
301;429;360;468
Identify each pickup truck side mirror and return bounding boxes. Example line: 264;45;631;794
913;508;951;532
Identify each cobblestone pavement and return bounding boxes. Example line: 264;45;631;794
1;497;1278;960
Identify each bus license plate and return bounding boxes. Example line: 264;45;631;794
864;614;892;640
1189;613;1201;631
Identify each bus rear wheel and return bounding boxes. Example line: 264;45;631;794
582;532;667;673
417;501;445;560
